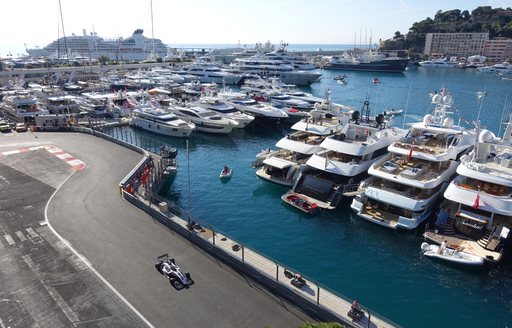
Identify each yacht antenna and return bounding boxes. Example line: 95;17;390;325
58;0;68;57
472;120;481;162
365;27;367;49
476;88;487;122
498;96;511;140
186;139;191;212
401;84;412;129
361;93;370;123
150;0;156;56
359;27;362;49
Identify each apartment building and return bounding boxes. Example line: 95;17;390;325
424;32;489;57
484;38;512;62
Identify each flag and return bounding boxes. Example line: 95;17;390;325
473;192;480;209
407;141;414;162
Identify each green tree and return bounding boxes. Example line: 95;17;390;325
98;55;110;65
393;31;404;40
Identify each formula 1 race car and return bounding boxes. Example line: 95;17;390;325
155;254;194;289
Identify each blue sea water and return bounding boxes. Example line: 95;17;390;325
109;66;512;328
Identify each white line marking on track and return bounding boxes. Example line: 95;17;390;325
15;231;27;242
45;172;154;328
4;234;15;246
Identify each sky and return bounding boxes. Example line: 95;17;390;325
2;0;510;57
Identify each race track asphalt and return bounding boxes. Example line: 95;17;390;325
1;131;314;328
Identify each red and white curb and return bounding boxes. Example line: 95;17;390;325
0;145;86;171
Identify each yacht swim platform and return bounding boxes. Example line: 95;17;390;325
358;205;400;229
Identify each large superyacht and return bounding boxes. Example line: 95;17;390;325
256;105;350;187
289;100;404;209
351;88;476;229
423;115;512;263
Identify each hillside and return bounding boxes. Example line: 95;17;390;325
380;6;512;58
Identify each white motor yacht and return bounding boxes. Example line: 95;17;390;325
131;106;195;138
256;109;348;187
170;105;238;134
41;94;79;115
423;115;512;263
293;105;404;210
418;58;459;68
229;57;321;86
193;96;255;128
178;63;243;85
219;91;288;124
351;87;476;229
78;92;111;117
0;90;49;121
477;63;512;74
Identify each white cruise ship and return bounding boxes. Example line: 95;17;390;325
423;116;512;263
131;107;195;138
290;102;403;209
351;87;476;230
27;29;168;61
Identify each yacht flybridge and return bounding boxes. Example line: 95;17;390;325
351;87;476;229
289;100;404;209
256;106;350;187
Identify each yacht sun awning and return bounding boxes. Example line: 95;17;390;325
263;157;294;169
456;210;488;224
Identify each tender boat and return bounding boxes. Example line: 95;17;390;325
382;108;403;116
333;74;347;81
220;166;233;179
420;242;484;266
281;192;320;214
160;145;178;175
372;77;381;84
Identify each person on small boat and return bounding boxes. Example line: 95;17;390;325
223;166;230;174
438;240;447;254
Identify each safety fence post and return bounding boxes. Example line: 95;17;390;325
316;281;320;305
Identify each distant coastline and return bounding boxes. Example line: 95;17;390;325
170;43;366;52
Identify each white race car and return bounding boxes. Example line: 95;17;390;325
155;254;194;289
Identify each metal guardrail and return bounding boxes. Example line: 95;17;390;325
139;193;402;328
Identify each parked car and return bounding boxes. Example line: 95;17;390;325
0;120;11;133
15;122;27;132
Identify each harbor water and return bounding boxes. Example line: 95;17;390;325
108;66;512;327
